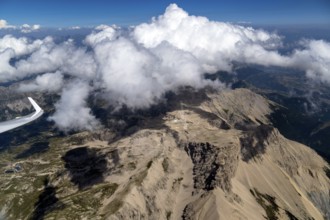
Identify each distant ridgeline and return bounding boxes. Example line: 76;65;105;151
205;65;330;162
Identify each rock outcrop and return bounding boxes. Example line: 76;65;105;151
0;88;329;220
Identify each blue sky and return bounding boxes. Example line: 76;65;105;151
1;0;330;27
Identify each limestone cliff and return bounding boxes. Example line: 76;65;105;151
0;88;329;220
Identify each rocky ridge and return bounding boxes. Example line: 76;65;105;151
0;88;329;220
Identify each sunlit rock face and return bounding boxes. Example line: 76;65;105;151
0;88;329;219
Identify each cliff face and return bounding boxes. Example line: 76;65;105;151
0;88;329;220
162;89;330;220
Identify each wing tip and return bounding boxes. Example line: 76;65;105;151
27;97;43;113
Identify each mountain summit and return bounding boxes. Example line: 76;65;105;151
0;88;329;220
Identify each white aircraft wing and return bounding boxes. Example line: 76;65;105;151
0;97;44;134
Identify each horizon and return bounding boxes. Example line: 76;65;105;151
0;1;330;28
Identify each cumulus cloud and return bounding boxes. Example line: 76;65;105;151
0;36;96;81
93;37;163;108
290;40;330;83
0;35;47;56
91;32;221;108
133;4;283;72
0;19;41;32
0;19;15;29
20;24;41;33
18;71;64;92
132;4;329;81
48;80;101;132
0;19;8;28
0;4;329;131
0;35;53;81
84;25;118;46
15;39;96;79
69;26;81;30
0;49;16;78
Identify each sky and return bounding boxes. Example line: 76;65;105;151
0;0;330;27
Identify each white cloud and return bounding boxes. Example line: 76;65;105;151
0;35;96;83
93;37;163;108
91;33;219;109
18;71;64;92
85;25;118;46
0;35;48;56
0;19;8;28
290;40;330;83
95;24;117;30
0;19;15;29
133;4;283;72
48;80;101;132
0;49;16;80
0;19;41;32
14;39;96;80
20;24;41;33
70;26;81;30
133;4;330;81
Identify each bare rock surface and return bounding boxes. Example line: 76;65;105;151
0;88;329;220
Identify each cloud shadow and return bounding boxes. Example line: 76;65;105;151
61;147;107;190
